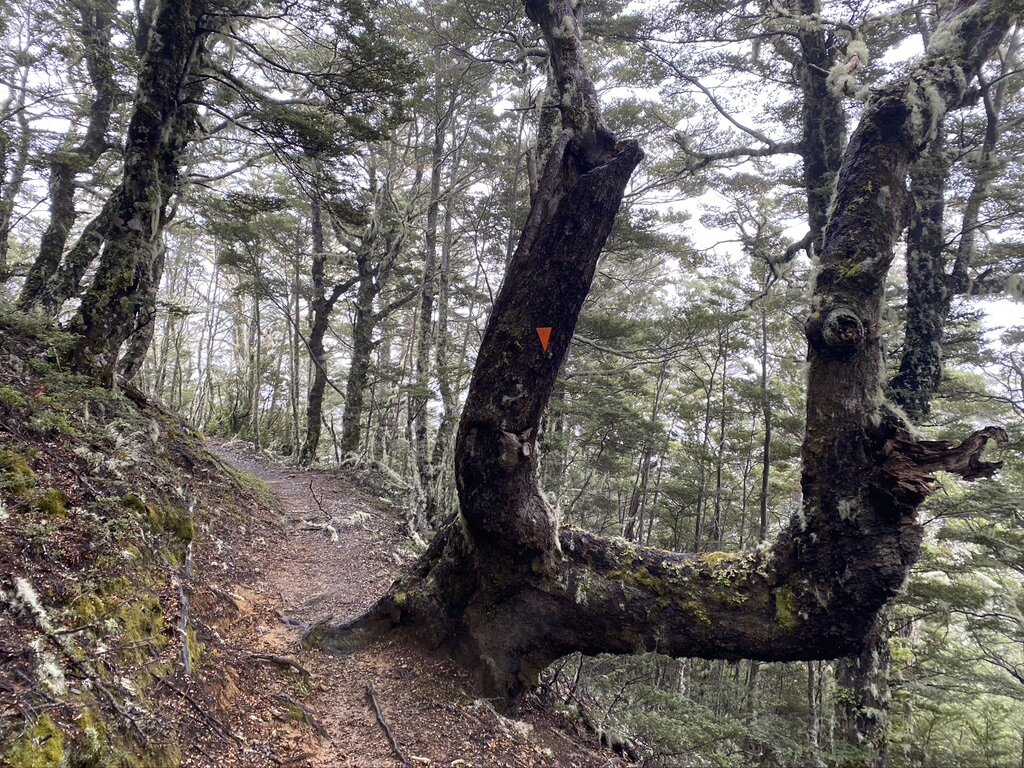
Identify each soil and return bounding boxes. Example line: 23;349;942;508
191;441;626;768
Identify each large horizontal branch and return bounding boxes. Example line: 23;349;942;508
310;420;1004;689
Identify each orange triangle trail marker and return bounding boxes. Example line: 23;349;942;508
536;327;552;353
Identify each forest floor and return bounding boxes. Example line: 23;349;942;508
201;441;625;768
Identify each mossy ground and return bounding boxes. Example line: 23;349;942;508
0;306;276;767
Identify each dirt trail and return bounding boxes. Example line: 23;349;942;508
203;442;622;768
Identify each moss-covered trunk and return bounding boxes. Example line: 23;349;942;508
340;268;376;456
299;195;352;465
794;0;847;255
309;0;1011;703
410;66;447;529
70;0;212;385
18;0;117;314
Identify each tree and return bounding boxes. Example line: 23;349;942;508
307;0;1014;702
69;0;215;384
16;0;118;313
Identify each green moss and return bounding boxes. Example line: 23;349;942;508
114;591;167;659
185;625;204;668
5;713;66;768
0;448;36;495
69;576;169;667
149;505;195;543
774;585;799;630
69;593;107;627
121;494;147;515
222;463;274;507
75;706;107;765
704;551;744;568
30;409;78;437
35;487;69;518
0;385;26;409
685;600;711;625
123;494;195;543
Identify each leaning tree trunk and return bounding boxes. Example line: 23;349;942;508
69;0;212;385
308;0;1011;703
18;0;117;313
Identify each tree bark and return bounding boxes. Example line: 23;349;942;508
794;0;847;255
117;237;167;382
309;0;1011;704
410;57;451;529
340;257;377;456
0;67;31;283
18;0;118;313
299;195;353;465
69;0;213;385
888;128;951;422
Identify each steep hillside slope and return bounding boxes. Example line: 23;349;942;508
0;306;624;767
0;307;281;766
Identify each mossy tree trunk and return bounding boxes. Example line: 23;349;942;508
410;57;450;530
309;0;1012;703
337;183;418;457
69;0;214;385
0;63;32;283
793;0;847;256
842;31;1018;766
298;195;356;465
18;0;117;314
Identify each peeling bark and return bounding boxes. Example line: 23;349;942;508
308;0;1012;703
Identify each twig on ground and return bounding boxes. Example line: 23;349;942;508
301;520;338;543
273;692;332;741
308;479;329;520
163;679;241;745
366;683;411;767
249;654;311;678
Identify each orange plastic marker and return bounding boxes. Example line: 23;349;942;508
536;327;552;353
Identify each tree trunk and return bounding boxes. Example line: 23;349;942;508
0;68;31;283
118;237;167;382
795;0;847;255
411;59;449;527
308;0;1011;704
340;270;376;455
18;0;117;313
888;128;951;421
69;0;212;385
299;195;351;465
430;152;458;516
758;288;772;542
836;615;891;767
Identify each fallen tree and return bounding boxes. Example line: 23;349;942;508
307;0;1013;701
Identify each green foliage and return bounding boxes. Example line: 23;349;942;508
34;487;68;517
0;448;36;495
0;385;26;409
4;714;65;768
